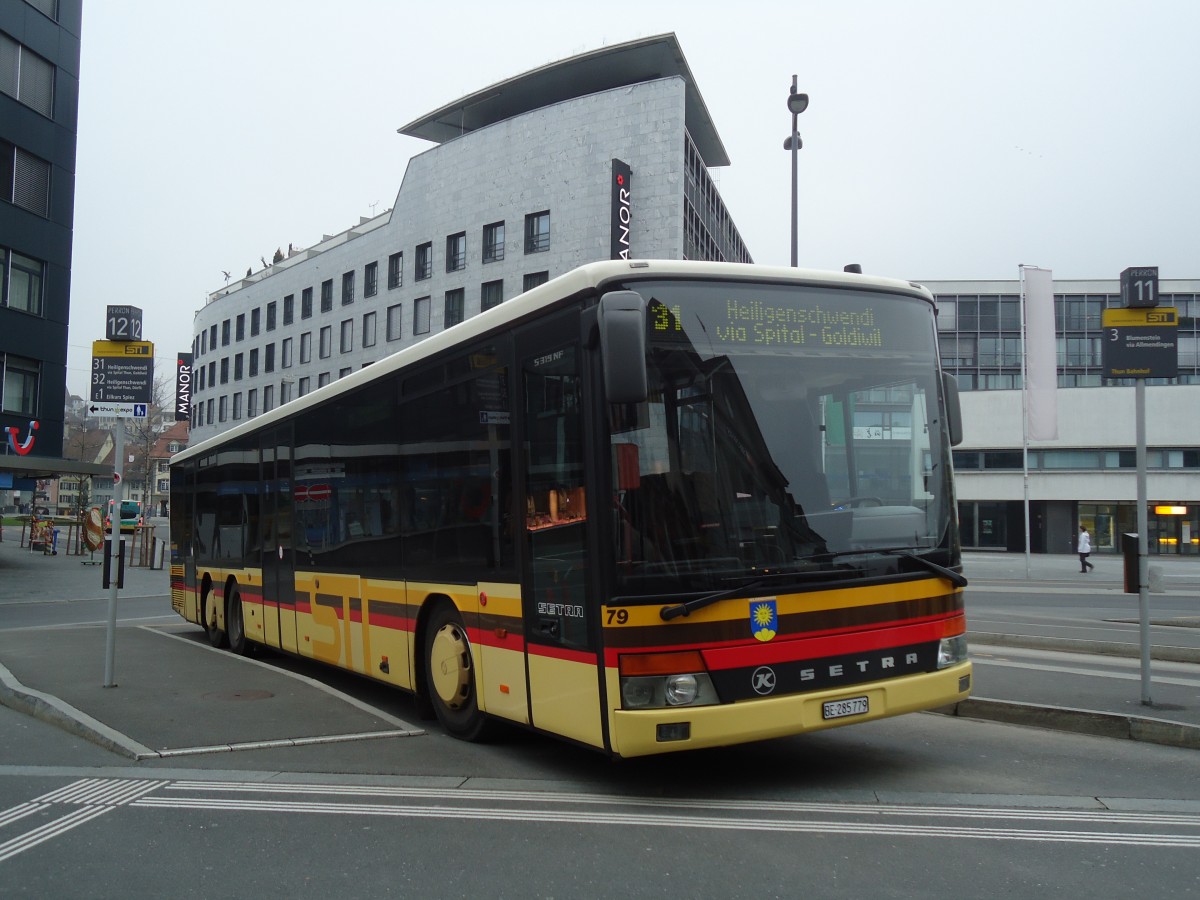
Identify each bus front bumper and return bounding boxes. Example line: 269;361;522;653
607;662;972;758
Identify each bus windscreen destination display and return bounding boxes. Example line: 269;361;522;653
646;283;926;353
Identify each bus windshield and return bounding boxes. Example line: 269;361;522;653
608;278;955;594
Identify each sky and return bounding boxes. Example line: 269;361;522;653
67;0;1200;399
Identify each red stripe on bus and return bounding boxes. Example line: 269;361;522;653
602;616;963;669
526;642;597;665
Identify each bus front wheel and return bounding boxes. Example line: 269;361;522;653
423;603;491;741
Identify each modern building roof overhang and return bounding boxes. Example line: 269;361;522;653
1;455;111;481
398;32;731;167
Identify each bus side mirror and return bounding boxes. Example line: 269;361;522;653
598;290;648;404
942;372;963;446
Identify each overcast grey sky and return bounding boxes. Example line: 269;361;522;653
67;0;1200;399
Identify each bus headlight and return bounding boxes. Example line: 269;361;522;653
619;672;719;709
618;651;720;709
621;679;656;709
665;673;698;706
936;634;969;669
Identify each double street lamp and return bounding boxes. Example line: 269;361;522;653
785;75;809;267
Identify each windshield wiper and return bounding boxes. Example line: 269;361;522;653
887;549;968;587
807;545;968;588
660;578;766;621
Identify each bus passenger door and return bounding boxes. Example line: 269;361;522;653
518;333;603;748
260;428;297;653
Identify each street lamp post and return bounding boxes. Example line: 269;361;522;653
785;75;809;267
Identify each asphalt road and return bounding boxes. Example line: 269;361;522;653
3;540;1200;896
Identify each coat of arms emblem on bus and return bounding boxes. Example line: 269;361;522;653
750;599;777;642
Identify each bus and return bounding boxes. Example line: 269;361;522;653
170;259;970;757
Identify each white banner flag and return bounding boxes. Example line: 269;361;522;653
1024;266;1058;440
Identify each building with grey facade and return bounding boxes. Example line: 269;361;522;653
190;34;749;441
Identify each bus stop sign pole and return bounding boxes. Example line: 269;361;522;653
104;425;124;688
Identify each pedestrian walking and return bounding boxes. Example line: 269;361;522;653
1077;524;1095;573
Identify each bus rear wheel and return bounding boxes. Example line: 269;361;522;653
202;584;227;649
423;604;491;741
226;584;250;656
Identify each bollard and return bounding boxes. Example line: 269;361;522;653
1149;565;1164;594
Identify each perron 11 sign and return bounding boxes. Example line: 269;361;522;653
1101;306;1177;379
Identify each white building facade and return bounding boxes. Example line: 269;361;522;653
925;278;1200;556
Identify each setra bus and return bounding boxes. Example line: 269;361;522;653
169;259;971;757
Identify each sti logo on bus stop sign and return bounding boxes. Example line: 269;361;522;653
1102;306;1178;378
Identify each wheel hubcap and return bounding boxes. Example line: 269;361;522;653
429;623;471;709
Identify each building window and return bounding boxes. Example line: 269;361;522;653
388;252;403;289
318;372;330;388
365;261;378;298
483;221;505;263
219;358;229;384
444;288;464;328
235;314;245;341
415;243;433;281
339;367;352;379
363;311;377;348
218;395;228;422
221;320;230;346
234;353;244;381
300;332;312;364
321;279;333;312
446;232;466;272
319;325;331;358
523;271;549;291
207;361;215;386
282;337;293;368
481;279;504;311
247;389;258;418
298;377;310;398
1;354;39;414
264;343;275;373
209;324;217;349
342;270;355;305
0;144;51;217
386;304;403;341
250;308;261;336
301;287;313;319
524;211;550;253
414;296;431;334
340;318;353;353
232;393;243;420
249;348;259;377
263;384;274;413
0;35;55;118
3;250;45;315
280;296;291;326
280;381;291;405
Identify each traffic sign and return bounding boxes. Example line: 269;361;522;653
88;402;148;418
1101;307;1177;378
92;340;154;405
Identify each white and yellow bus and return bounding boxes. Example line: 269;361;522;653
170;259;971;757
